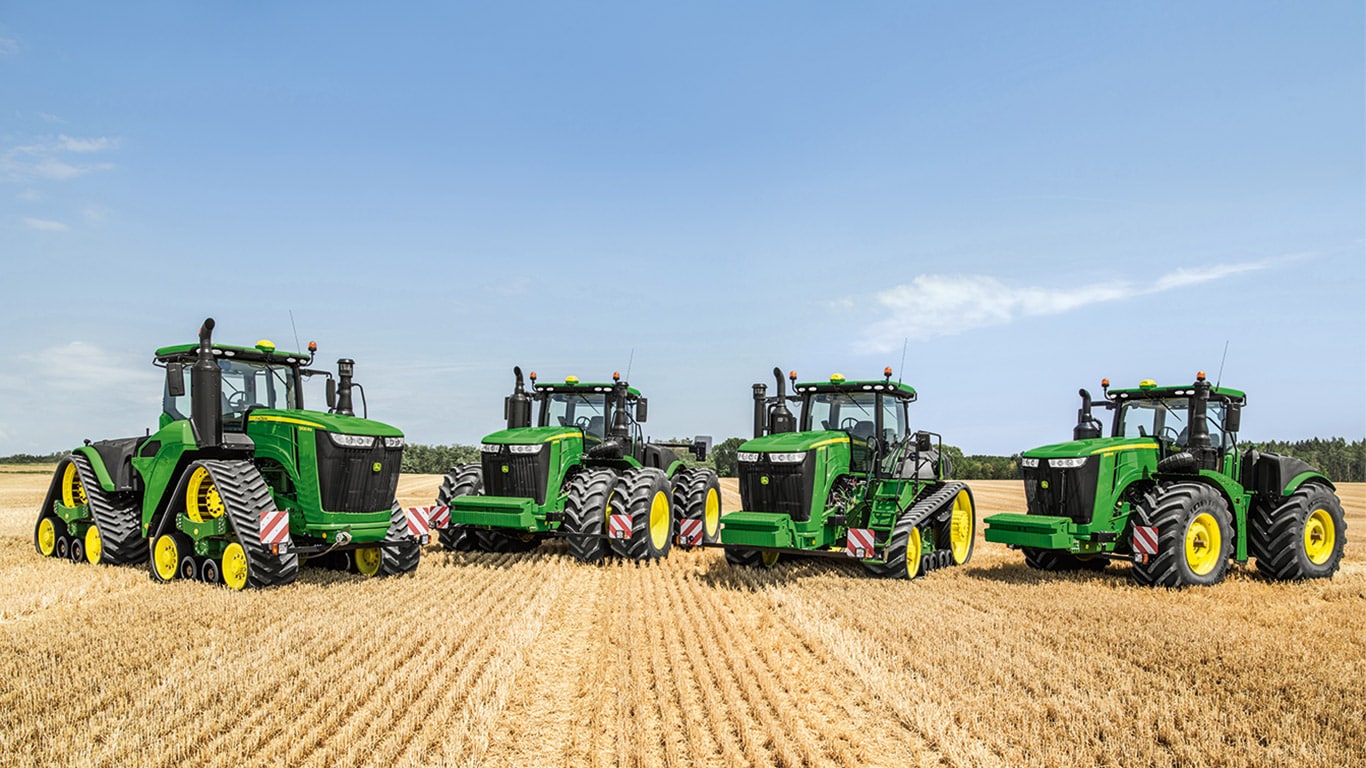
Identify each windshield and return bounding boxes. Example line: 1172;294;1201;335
805;392;879;442
543;392;609;440
163;359;300;432
1116;397;1229;449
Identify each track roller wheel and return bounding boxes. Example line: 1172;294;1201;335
152;533;189;583
179;554;199;580
55;534;71;560
353;546;382;577
611;468;673;561
84;525;104;565
35;516;60;557
435;463;482;552
1252;483;1347;581
200;558;221;584
562;469;622;563
1131;482;1232;587
221;543;249;590
70;536;85;563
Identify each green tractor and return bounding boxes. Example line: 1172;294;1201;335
431;367;719;562
719;367;976;579
983;372;1347;586
33;318;423;589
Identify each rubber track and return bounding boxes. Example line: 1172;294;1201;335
612;467;672;561
68;454;146;564
1130;482;1229;587
562;468;618;563
672;468;722;547
380;500;422;576
197;459;298;588
436;463;481;551
1250;483;1347;580
864;481;968;578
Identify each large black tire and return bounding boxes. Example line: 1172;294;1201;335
475;529;542;553
1022;548;1108;572
724;546;780;568
1131;482;1231;588
435;463;482;551
380;501;421;576
562;469;621;563
673;468;722;548
1251;483;1347;581
611;468;674;561
864;510;927;579
38;455;145;565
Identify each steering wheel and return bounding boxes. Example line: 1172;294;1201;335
1162;426;1181;443
574;416;592;430
840;417;859;432
227;391;249;412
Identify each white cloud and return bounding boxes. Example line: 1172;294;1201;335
856;258;1279;353
0;136;117;182
38;112;66;124
57;135;116;153
23;217;68;232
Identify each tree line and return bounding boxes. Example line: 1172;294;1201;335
4;437;1363;482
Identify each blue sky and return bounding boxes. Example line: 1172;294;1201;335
1;2;1363;457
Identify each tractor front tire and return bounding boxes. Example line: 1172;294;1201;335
1131;482;1231;587
673;468;723;547
562;469;621;563
1251;483;1347;581
724;547;780;568
475;529;542;553
436;463;483;551
611;468;674;561
864;512;925;580
380;501;422;576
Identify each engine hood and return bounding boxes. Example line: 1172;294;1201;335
1023;436;1158;459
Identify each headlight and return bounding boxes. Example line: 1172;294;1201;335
508;444;543;454
384;436;404;449
329;433;375;449
768;452;806;463
736;452;759;463
1049;457;1088;469
1020;457;1040;468
480;443;501;453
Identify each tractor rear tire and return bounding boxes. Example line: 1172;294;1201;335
611;468;674;561
1022;548;1108;572
1251;483;1347;581
380;501;422;576
562;469;622;563
1131;482;1232;587
435;463;482;552
673;468;723;548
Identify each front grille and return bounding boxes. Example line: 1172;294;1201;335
738;453;815;521
481;447;550;504
1023;459;1100;524
314;434;403;512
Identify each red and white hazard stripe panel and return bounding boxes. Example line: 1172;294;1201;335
678;518;703;546
608;513;633;540
259;509;290;545
846;528;876;559
1132;525;1159;556
428;505;450;530
405;507;432;539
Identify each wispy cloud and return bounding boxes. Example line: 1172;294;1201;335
1;135;118;183
17;188;42;201
855;258;1281;353
23;217;68;232
57;135;116;153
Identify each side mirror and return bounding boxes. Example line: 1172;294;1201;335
326;378;337;409
915;431;933;453
692;435;712;461
1225;404;1241;433
166;363;186;397
635;398;648;422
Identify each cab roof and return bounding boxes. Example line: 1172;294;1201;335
793;377;917;401
533;380;643;398
1109;381;1246;404
154;342;312;366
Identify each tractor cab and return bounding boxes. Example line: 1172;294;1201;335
157;341;308;433
531;374;645;454
794;372;917;475
1103;377;1245;474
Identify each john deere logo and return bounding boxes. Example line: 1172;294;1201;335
501;465;510;474
760;476;769;485
372;462;382;473
1040;480;1050;489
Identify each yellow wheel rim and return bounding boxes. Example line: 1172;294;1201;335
1184;512;1221;576
703;488;720;538
185;466;225;523
85;526;103;565
37;518;57;556
648;490;670;550
760;550;780;568
61;462;88;508
222;543;249;590
355;546;382;576
949;489;974;564
153;535;180;581
1304;508;1335;565
906;527;922;579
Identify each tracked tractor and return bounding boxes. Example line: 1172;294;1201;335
431;367;718;562
719;368;975;579
983;373;1347;586
33;318;423;589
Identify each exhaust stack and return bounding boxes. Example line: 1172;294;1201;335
768;367;796;435
1188;372;1218;470
505;366;532;429
191;318;222;448
334;358;356;416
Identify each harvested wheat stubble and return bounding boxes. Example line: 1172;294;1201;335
0;470;1362;768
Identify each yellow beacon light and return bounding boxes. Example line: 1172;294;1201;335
1139;379;1157;389
830;373;845;382
255;340;276;352
565;375;579;384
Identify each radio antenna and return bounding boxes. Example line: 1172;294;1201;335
1215;340;1229;389
625;348;635;382
898;337;908;385
289;309;302;353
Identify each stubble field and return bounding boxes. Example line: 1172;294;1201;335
0;465;1362;768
